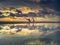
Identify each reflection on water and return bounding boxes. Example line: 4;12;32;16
0;23;60;45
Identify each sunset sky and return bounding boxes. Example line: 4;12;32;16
0;1;60;45
0;0;60;22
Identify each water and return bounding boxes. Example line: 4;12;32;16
0;23;60;45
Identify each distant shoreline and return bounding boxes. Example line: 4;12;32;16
0;21;60;24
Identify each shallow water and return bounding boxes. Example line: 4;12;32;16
0;23;60;45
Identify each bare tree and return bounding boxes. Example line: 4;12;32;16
9;13;16;18
0;12;3;16
16;9;22;14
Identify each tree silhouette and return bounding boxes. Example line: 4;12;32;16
0;12;3;16
9;13;16;18
16;9;22;14
0;12;5;18
28;12;35;28
16;28;22;32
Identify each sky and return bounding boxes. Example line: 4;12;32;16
0;23;60;45
0;0;60;11
0;1;60;45
0;0;60;22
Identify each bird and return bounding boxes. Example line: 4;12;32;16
26;19;31;23
16;28;22;32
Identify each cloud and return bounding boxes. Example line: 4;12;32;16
0;27;43;36
0;0;60;11
16;28;43;36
